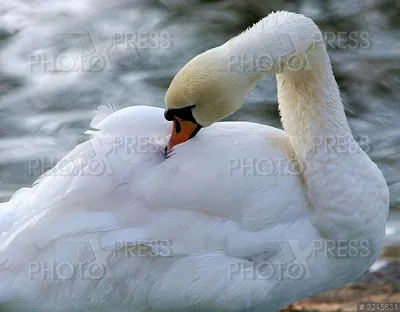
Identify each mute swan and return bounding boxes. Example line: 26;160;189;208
0;11;389;312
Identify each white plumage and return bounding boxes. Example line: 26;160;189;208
0;11;389;312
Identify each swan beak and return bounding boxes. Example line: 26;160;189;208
167;118;201;153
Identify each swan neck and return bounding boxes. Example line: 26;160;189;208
223;12;352;154
277;45;352;149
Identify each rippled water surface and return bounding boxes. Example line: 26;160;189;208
1;0;399;217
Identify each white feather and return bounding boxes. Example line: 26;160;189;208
0;11;389;312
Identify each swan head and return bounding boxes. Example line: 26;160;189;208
164;48;254;151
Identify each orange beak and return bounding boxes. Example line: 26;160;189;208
167;118;201;153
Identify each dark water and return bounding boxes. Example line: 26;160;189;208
0;0;399;227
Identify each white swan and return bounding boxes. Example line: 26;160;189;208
0;11;389;312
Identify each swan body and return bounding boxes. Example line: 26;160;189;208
0;11;389;312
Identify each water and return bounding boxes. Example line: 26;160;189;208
1;0;399;236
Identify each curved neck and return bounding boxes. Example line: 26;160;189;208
219;12;387;247
276;45;352;156
222;11;352;158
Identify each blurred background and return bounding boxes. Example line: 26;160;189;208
0;0;399;310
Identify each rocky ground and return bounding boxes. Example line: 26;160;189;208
281;246;400;312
